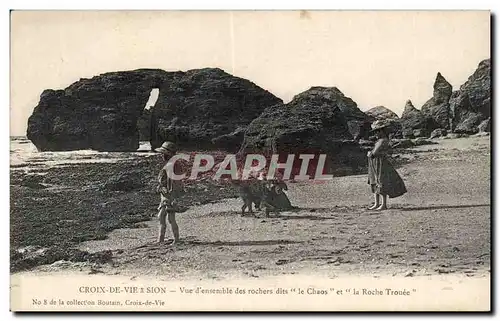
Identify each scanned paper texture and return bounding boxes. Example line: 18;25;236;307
10;10;491;312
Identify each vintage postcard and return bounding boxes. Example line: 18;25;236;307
9;10;491;312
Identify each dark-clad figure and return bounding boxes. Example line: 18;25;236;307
367;120;407;210
155;141;184;244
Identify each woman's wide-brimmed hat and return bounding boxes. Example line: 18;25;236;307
370;119;392;132
155;141;177;154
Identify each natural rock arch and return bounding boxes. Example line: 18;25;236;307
27;68;282;152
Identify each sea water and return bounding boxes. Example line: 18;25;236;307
10;136;154;170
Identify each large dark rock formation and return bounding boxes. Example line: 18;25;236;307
450;59;491;134
27;59;490;153
421;72;453;129
137;108;152;141
27;68;282;152
210;127;246;152
399;59;490;136
240;87;367;176
149;68;282;152
328;90;373;140
400;100;436;138
27;70;167;151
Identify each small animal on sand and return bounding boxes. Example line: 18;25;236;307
260;179;289;217
232;178;266;216
233;177;290;217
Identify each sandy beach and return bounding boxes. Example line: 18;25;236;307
9;10;491;312
10;135;490;282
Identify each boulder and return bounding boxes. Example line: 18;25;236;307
27;68;282;152
446;133;469;139
240;87;366;177
454;112;484;134
412;129;427;138
11;246;112;273
478;118;491;133
412;137;437;146
430;128;447;139
400;100;435;138
421;72;453;129
450;59;491;133
365;106;399;121
102;172;145;192
390;139;414;149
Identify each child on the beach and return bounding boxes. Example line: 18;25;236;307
155;141;183;244
367;120;407;210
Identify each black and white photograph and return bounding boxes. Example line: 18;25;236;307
9;10;491;311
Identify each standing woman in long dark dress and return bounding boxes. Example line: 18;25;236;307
367;120;407;210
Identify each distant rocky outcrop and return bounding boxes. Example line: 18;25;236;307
400;100;436;138
421;72;453;129
26;59;490;153
365;106;402;138
240;87;366;176
365;106;399;121
450;59;491;134
27;68;282;152
400;59;490;138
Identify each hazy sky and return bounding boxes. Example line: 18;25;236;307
10;10;490;136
